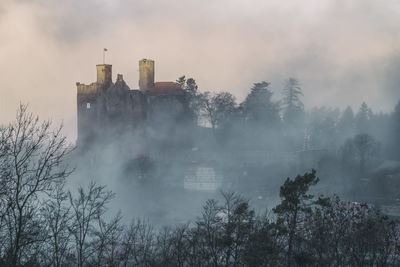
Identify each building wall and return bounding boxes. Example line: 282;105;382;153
184;167;223;191
76;82;98;146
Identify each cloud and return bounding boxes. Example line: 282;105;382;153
1;0;400;141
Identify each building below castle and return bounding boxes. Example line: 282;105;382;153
76;59;194;150
184;164;223;191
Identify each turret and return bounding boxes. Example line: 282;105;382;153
139;59;154;92
96;64;112;85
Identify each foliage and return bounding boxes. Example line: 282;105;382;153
341;133;379;178
177;76;203;121
355;102;373;134
243;81;280;126
0;114;398;267
273;170;328;267
282;77;304;125
337;106;355;142
305;107;340;149
2;89;400;265
389;101;400;159
200;91;237;130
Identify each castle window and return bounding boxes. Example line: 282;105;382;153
86;103;91;109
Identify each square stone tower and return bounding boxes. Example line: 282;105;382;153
139;59;154;92
96;64;112;86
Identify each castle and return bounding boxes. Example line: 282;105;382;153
76;59;194;149
75;59;324;192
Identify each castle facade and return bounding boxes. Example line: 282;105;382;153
76;59;194;149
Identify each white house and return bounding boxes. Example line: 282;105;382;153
184;166;223;191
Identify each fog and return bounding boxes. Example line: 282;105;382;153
64;69;400;226
2;2;400;265
1;0;400;142
1;0;400;223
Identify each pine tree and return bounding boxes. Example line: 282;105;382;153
273;170;327;267
390;101;400;159
243;81;280;126
355;102;372;134
282;77;304;125
337;106;355;141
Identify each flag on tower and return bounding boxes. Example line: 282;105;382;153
103;48;108;64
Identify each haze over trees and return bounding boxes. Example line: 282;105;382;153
0;105;74;266
0;115;398;266
173;76;400;203
1;72;400;265
282;77;304;126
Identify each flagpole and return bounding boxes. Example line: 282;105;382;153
103;48;108;64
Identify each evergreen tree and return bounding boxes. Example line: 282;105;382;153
337;106;355;141
176;75;198;97
282;77;304;125
242;81;280;126
281;78;305;150
273;170;327;267
306;107;340;149
176;75;202;122
176;75;186;89
389;101;400;159
355;102;372;134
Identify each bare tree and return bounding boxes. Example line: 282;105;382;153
194;192;255;267
68;182;114;267
304;196;400;266
201;92;237;130
120;219;155;267
91;212;124;266
219;191;254;267
196;199;222;266
42;183;72;267
154;224;192;267
0;118;12;258
0;104;73;266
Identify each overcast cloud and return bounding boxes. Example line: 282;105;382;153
1;0;400;140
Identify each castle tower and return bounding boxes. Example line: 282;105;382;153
96;64;112;86
76;64;112;146
139;59;154;92
76;81;97;146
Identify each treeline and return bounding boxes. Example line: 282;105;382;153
0;105;399;266
178;75;399;155
177;76;400;199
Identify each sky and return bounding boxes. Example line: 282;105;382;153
1;0;400;140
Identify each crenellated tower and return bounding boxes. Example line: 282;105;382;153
139;59;154;92
96;64;112;88
76;64;113;146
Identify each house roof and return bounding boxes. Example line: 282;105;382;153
149;82;182;95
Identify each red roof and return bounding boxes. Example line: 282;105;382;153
149;82;182;95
